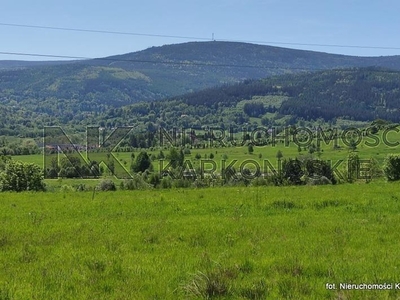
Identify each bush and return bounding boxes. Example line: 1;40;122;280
131;151;151;173
383;154;400;181
75;184;88;192
0;160;45;192
303;175;332;185
173;178;192;188
122;176;151;190
96;179;116;191
0;155;11;171
192;179;210;188
248;144;254;154
304;158;336;184
366;157;383;179
282;158;304;185
148;173;161;187
160;177;172;189
251;177;268;187
60;185;75;192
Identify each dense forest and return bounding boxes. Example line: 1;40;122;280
1;67;400;141
89;67;400;130
1;42;400;138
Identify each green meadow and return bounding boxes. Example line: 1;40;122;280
1;182;400;299
13;127;400;176
2;128;400;299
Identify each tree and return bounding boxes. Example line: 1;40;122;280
243;102;266;117
158;150;165;159
131;151;151;173
348;138;358;152
0;160;45;192
308;143;316;154
282;158;304;185
59;156;82;178
383;154;400;181
168;148;184;169
276;150;283;160
347;153;360;182
149;173;161;188
0;155;11;171
304;159;336;184
248;144;254;154
365;157;382;180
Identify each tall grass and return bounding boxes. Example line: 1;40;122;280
1;182;400;298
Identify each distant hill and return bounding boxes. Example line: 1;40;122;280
91;67;400;134
0;60;76;70
1;41;400;107
1;42;400;137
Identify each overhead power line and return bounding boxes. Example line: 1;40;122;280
0;50;312;70
1;22;400;51
0;22;211;41
0;51;88;60
1;50;400;75
219;39;400;51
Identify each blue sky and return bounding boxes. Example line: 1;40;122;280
0;0;399;60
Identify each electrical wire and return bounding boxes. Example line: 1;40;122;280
0;22;210;41
0;22;399;73
1;50;399;74
0;50;315;70
1;22;400;51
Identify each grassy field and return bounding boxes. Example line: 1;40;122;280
1;182;400;299
12;127;400;177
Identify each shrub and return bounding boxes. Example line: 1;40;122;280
247;144;254;154
168;148;184;169
131;151;151;173
97;179;116;191
282;158;304;185
304;158;336;184
251;177;268;187
75;184;87;192
123;176;151;190
157;150;165;159
0;160;45;192
304;175;332;185
383;154;400;181
60;185;75;192
0;155;11;171
192;179;210;188
173;178;192;188
148;173;161;188
160;177;172;189
366;157;383;179
347;153;360;182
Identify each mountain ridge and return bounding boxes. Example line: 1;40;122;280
1;66;400;138
3;41;400;72
1;41;400;138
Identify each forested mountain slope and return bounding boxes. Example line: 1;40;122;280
1;41;400;137
100;68;400;132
